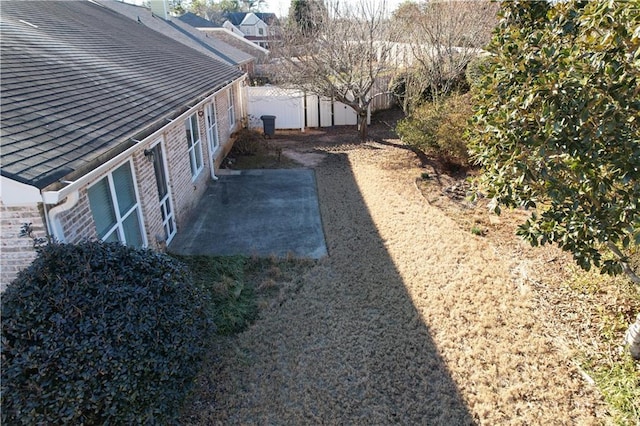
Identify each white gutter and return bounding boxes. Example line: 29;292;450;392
41;75;246;205
46;190;79;243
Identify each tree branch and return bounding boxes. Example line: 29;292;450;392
607;241;640;284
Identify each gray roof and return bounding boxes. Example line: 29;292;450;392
0;1;244;189
178;12;221;28
99;1;254;67
225;12;278;26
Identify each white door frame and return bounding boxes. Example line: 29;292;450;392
149;138;176;244
205;102;220;180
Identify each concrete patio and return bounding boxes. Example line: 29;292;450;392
168;168;327;259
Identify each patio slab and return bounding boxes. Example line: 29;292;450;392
168;169;327;259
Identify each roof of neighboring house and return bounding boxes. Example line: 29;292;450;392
178;12;221;28
225;12;277;26
99;1;254;67
0;1;244;190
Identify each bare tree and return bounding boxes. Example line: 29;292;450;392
180;0;266;20
271;0;401;140
393;0;498;112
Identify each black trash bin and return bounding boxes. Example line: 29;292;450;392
260;115;276;138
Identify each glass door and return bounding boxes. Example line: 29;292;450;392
205;102;219;179
150;142;176;243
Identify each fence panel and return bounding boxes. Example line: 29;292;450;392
305;94;320;128
246;84;389;129
245;86;304;130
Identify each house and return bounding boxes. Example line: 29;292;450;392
178;12;270;63
0;0;246;288
224;12;278;49
99;0;257;76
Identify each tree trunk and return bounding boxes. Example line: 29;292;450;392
625;313;640;360
358;111;368;141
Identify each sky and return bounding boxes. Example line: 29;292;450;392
263;0;407;18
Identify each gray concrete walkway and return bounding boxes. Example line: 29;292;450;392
168;169;327;259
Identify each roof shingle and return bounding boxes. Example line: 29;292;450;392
0;1;244;189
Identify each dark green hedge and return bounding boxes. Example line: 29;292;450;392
1;242;213;425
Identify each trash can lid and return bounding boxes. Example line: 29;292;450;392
260;115;276;120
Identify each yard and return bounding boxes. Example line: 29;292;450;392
182;110;639;424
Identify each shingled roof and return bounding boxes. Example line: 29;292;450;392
178;12;221;28
99;1;254;67
0;1;244;190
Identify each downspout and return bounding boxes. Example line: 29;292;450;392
45;190;79;243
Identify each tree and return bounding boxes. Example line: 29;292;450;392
180;0;265;18
392;0;498;112
182;0;225;20
469;0;640;356
289;0;326;37
240;0;266;12
272;0;401;141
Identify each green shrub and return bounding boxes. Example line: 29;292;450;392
1;242;213;425
396;93;473;168
465;55;492;89
172;255;258;335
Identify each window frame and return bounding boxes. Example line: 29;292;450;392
205;102;220;155
86;160;146;248
185;113;204;181
227;88;236;130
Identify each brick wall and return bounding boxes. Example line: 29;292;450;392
56;154;167;251
0;201;47;289
1;83;244;286
205;31;268;63
134;148;166;249
58;187;97;244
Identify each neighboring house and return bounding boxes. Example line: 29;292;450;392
0;0;246;288
224;12;278;49
178;12;269;63
99;0;257;76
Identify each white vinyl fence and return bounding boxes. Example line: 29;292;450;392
245;82;395;131
245;86;305;130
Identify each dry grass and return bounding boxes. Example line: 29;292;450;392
413;149;639;425
182;111;639;425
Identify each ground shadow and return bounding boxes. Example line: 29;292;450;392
185;151;475;424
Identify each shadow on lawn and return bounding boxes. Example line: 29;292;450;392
310;152;474;424
185;152;475;424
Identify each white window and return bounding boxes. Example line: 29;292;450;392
87;161;145;247
205;103;219;154
185;113;203;179
258;27;264;36
228;88;236;130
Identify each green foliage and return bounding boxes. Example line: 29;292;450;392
465;55;491;89
469;0;640;277
585;353;640;425
397;93;473;168
1;242;213;425
172;255;258;335
470;225;486;236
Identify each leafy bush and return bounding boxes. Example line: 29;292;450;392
1;242;213;425
396;93;473;168
465;55;491;89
